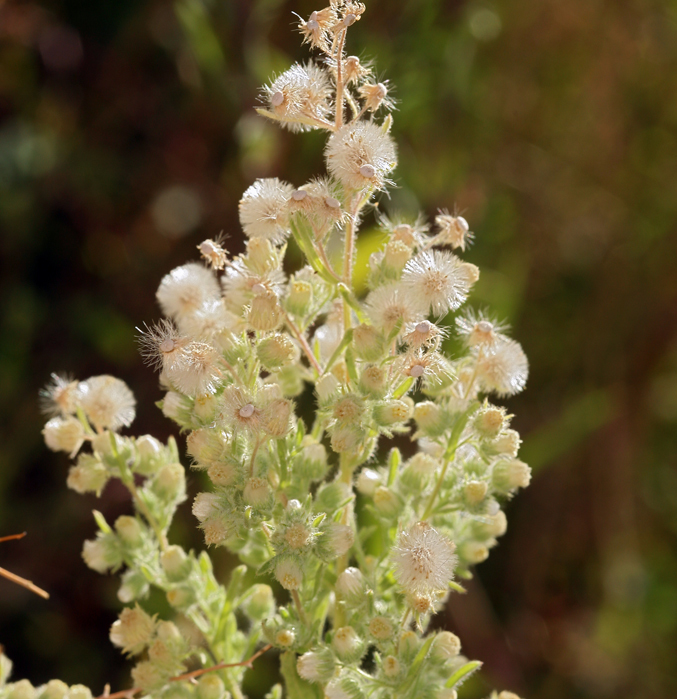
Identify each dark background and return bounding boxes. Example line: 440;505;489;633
1;0;676;697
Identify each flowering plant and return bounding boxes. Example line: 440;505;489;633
2;4;530;699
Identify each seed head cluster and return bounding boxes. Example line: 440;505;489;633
27;5;530;699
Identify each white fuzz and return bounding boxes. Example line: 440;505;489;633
392;522;457;594
164;341;221;396
456;310;509;348
402;320;446;349
109;605;155;656
364;284;423;333
239;178;294;243
43;416;85;455
222;258;286;313
192;492;220;523
476;337;529;397
156;263;220;322
263;62;332;132
40;373;80;416
325;121;397;192
137;319;189;372
434;211;474;251
219;386;261;433
401;250;479;317
197;238;227;269
79;375;136;431
274;557;303;590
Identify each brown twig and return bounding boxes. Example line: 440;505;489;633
95;645;273;699
0;532;49;599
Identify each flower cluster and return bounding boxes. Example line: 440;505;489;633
2;4;530;699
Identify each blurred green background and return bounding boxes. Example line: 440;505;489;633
1;0;677;697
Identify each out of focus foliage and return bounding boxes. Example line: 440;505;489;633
1;0;676;698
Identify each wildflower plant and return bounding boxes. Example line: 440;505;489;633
2;4;531;699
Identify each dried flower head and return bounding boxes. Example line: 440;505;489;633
239;178;294;243
156;263;220;322
325;121;397;192
79;375;136;431
40;373;80;417
392;522;457;594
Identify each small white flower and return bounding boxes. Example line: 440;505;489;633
476;337;529;397
401;250;479;317
325;121;397;192
392;522;457;594
39;373;80;417
156;263;220;321
43;416;85;455
79;375;136;431
262;62;332;131
239;178;294;243
364;284;423;333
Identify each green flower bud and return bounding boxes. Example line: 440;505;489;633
161;545;191;581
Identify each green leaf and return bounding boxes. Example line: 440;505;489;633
324;328;354;375
444;660;483;689
92;510;111;534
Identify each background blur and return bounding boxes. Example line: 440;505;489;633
1;0;676;696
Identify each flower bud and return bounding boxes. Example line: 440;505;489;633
296;649;335;684
82;536;121;574
316;373;340;405
373;486;402;517
368;616;393;641
262;398;293;438
383;240;412;275
463;480;488;505
257;334;298;370
153;463;186;501
192;492;220;522
161;545;191;581
478;510;508;538
248;291;282;331
336;567;364;601
166;585;197;610
118;569;150;603
207;461;237;487
359;364;387;397
162;391;186;422
314;479;352;513
133;436;162;476
8;681;36;699
373;399;412;426
197;675;226;699
67;455;109;495
194;393;218;422
431;631;461;661
491;429;521;457
356;468;381;496
474;405;507;438
330;424;366;454
115;516;143;546
333;626;364;662
274;557;303;590
246;237;279;274
382;655;401;678
130;661;167;692
294;439;328;481
243;477;274;509
38;681;69;699
460;541;490;564
407;452;439;477
43;416;84;454
275;629;295;647
353;324;385;361
202;517;229;546
243;584;275;621
414;402;446;437
109;604;155;655
492;459;531;493
317;523;354;560
286;280;313;316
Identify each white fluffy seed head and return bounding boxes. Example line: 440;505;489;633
239;178;294;243
79;375;136;431
401;250;478;317
156;263;220;321
476;337;529;397
392;522;457;594
325;121;397;192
